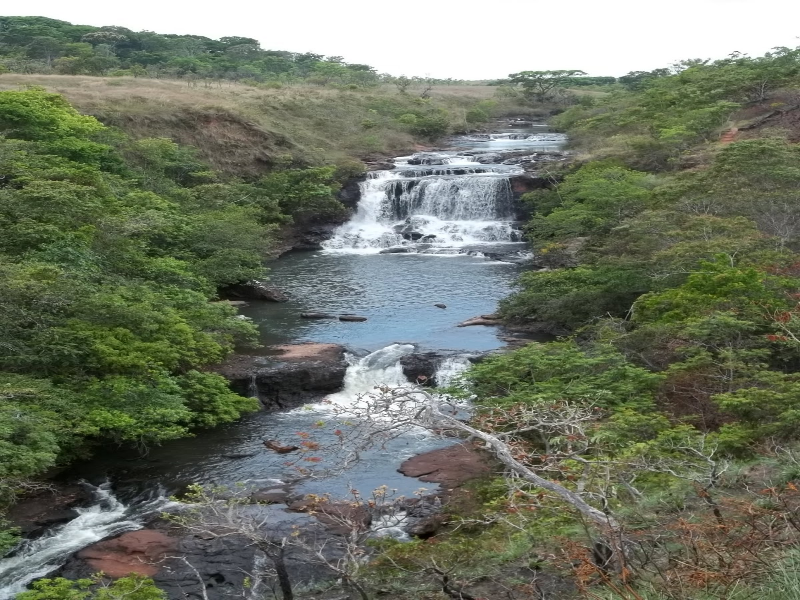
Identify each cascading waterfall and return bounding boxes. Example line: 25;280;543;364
323;148;526;253
0;484;171;600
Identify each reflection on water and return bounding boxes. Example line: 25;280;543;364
245;251;523;351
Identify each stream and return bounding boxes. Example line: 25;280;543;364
0;124;566;598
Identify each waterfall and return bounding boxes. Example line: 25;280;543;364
319;344;415;411
323;149;524;254
248;373;259;399
0;484;170;600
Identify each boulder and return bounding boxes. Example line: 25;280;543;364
300;312;337;319
221;280;288;302
401;231;425;241
379;247;411;254
434;303;446;309
399;352;442;386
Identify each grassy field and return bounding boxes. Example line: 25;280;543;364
0;75;535;175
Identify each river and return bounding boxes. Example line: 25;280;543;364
0;123;566;598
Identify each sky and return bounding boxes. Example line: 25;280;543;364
5;0;800;79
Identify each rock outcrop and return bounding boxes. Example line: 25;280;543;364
220;280;289;302
213;343;348;410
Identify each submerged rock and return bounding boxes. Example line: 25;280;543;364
339;315;368;322
434;303;446;309
300;312;337;319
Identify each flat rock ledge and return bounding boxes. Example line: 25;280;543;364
399;443;493;489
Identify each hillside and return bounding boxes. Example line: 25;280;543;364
0;75;526;175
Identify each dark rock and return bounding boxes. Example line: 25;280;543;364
420;234;437;242
434;303;446;309
401;231;425;241
212;344;347;411
337;175;366;210
379;247;411;254
338;315;368;322
406;153;446;166
6;484;94;537
221;280;288;302
400;352;442;386
300;312;337;319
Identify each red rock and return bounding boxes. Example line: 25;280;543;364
399;443;492;488
77;530;178;578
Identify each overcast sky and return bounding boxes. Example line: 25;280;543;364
7;1;800;79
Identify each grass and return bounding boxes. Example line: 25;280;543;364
0;75;535;175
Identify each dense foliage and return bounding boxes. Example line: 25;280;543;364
0;88;351;549
453;46;800;598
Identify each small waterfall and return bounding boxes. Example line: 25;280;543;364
434;355;473;387
320;344;415;410
0;484;170;600
248;373;259;399
324;146;525;254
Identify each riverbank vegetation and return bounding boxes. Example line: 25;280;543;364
409;46;800;598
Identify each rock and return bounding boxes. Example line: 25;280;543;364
399;352;443;386
212;344;347;410
221;280;289;302
250;488;291;504
434;303;446;309
457;316;501;327
223;452;256;459
399;443;492;488
379;247;411;254
75;530;179;578
420;234;437;242
337;175;366;210
300;312;337;319
263;439;300;454
6;484;93;537
339;315;368;322
401;231;425;241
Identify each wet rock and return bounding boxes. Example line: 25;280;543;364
337;174;366;210
407;153;446;166
379;247;411;254
339;315;368;322
300;312;337;319
399;352;444;386
212;344;347;411
6;484;93;537
263;439;300;454
457;315;501;327
420;234;437;242
402;231;425;241
434;303;446;309
221;280;289;302
250;488;291;504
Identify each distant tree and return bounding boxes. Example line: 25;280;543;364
508;69;587;102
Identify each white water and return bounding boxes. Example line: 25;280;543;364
0;484;170;600
323;145;526;254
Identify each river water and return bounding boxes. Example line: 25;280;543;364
0;124;566;598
